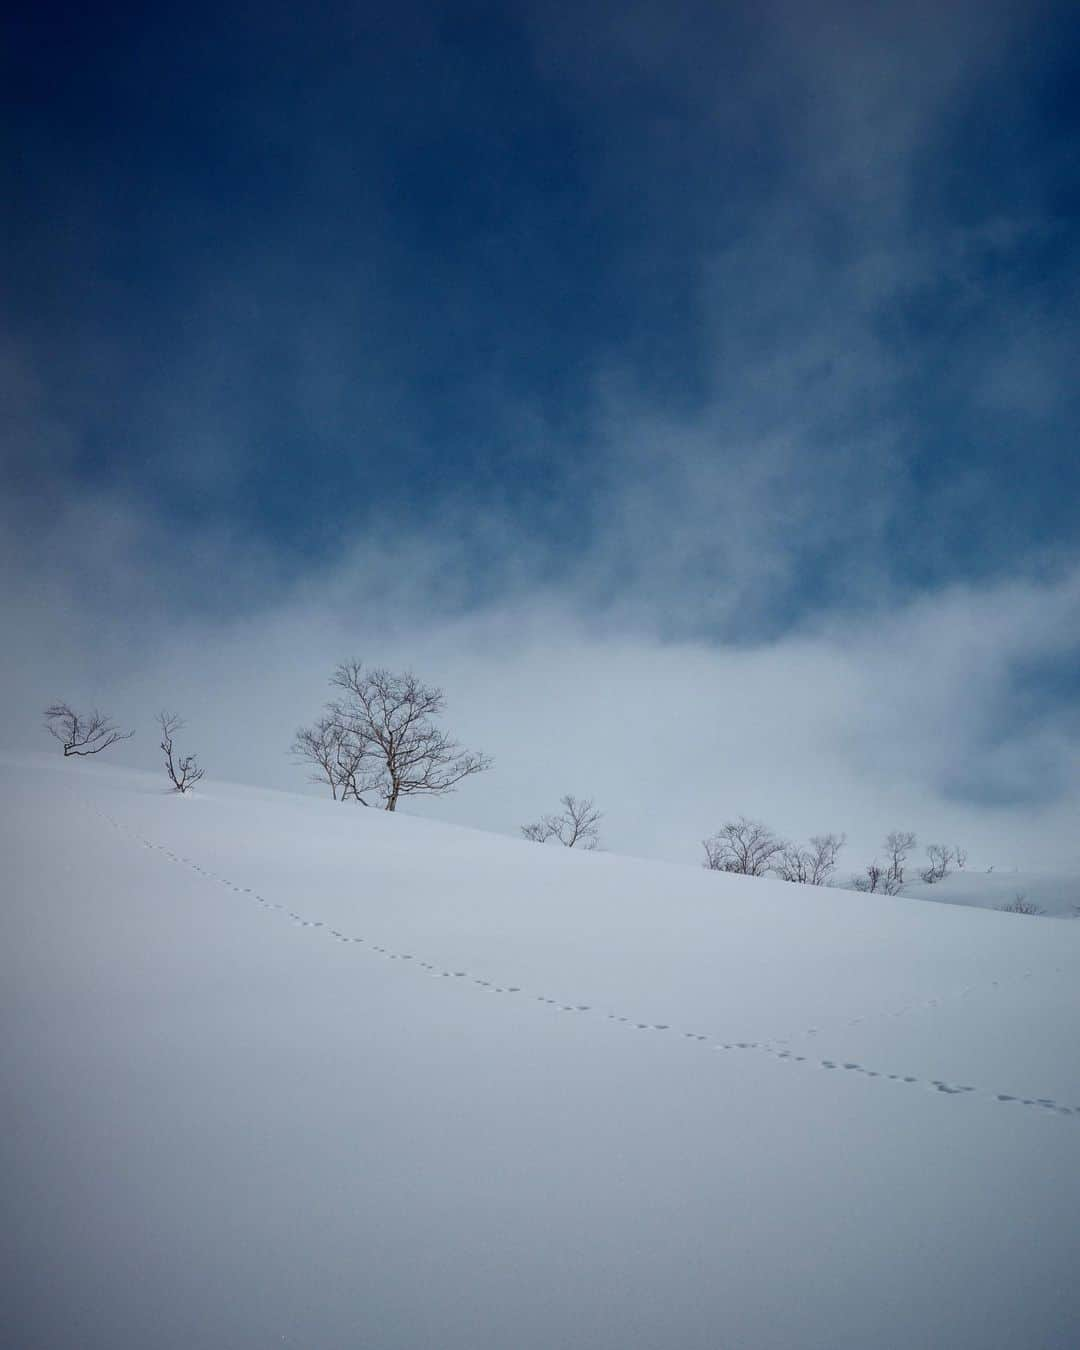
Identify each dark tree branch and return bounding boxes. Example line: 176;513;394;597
44;703;133;757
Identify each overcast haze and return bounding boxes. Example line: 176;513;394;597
3;0;1079;868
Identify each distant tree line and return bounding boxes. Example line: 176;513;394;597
702;817;846;885
43;682;983;905
700;816;967;894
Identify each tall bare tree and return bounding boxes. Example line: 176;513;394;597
297;663;492;810
158;712;204;793
702;817;786;876
776;833;846;885
44;703;133;757
884;830;917;886
522;795;602;849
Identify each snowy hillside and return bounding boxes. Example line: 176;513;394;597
4;750;1079;1350
901;866;1080;918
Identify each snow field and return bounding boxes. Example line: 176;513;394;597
3;752;1079;1349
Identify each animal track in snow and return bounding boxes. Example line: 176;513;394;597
92;806;1080;1124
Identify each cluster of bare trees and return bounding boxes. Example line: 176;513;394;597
292;663;492;810
44;702;204;794
850;830;917;895
702;817;968;896
702;817;845;885
521;795;602;849
921;843;967;883
999;894;1044;916
775;833;846;886
850;832;967;894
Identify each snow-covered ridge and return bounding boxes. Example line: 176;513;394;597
4;750;1079;1350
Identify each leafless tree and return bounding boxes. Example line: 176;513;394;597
921;843;956;884
44;703;133;757
158;712;204;793
955;846;968;870
291;715;376;803
522;795;602;849
999;894;1044;916
884;830;917;886
703;817;786;876
298;663;492;811
776;833;846;885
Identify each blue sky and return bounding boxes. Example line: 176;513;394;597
3;0;1079;856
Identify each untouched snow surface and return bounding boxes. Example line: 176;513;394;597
3;751;1079;1349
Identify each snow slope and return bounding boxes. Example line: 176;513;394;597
901;866;1080;918
3;750;1079;1350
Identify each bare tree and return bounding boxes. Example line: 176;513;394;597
955;846;968;870
776;833;846;885
291;715;376;803
522;795;602;849
884;830;917;886
44;703;133;757
703;817;786;876
297;663;492;811
921;843;957;884
158;712;204;793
